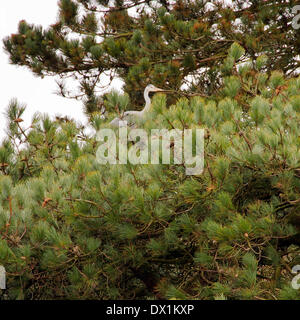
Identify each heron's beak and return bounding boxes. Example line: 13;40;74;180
153;87;171;93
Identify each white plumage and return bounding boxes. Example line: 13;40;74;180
110;84;165;127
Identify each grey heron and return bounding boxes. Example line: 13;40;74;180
109;84;167;127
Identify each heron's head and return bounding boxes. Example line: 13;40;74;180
145;84;165;93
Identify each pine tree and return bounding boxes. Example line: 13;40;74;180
3;0;300;113
1;1;300;300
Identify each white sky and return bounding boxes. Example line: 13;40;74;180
0;1;88;142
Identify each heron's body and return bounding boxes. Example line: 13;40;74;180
110;84;165;127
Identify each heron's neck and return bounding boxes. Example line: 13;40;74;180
142;89;151;113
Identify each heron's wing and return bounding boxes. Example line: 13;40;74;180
109;117;122;127
110;111;141;127
123;113;140;127
110;117;133;127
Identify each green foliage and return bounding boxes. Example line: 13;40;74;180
1;59;300;299
228;42;245;61
104;90;130;113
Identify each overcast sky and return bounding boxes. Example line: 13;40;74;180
0;1;91;142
